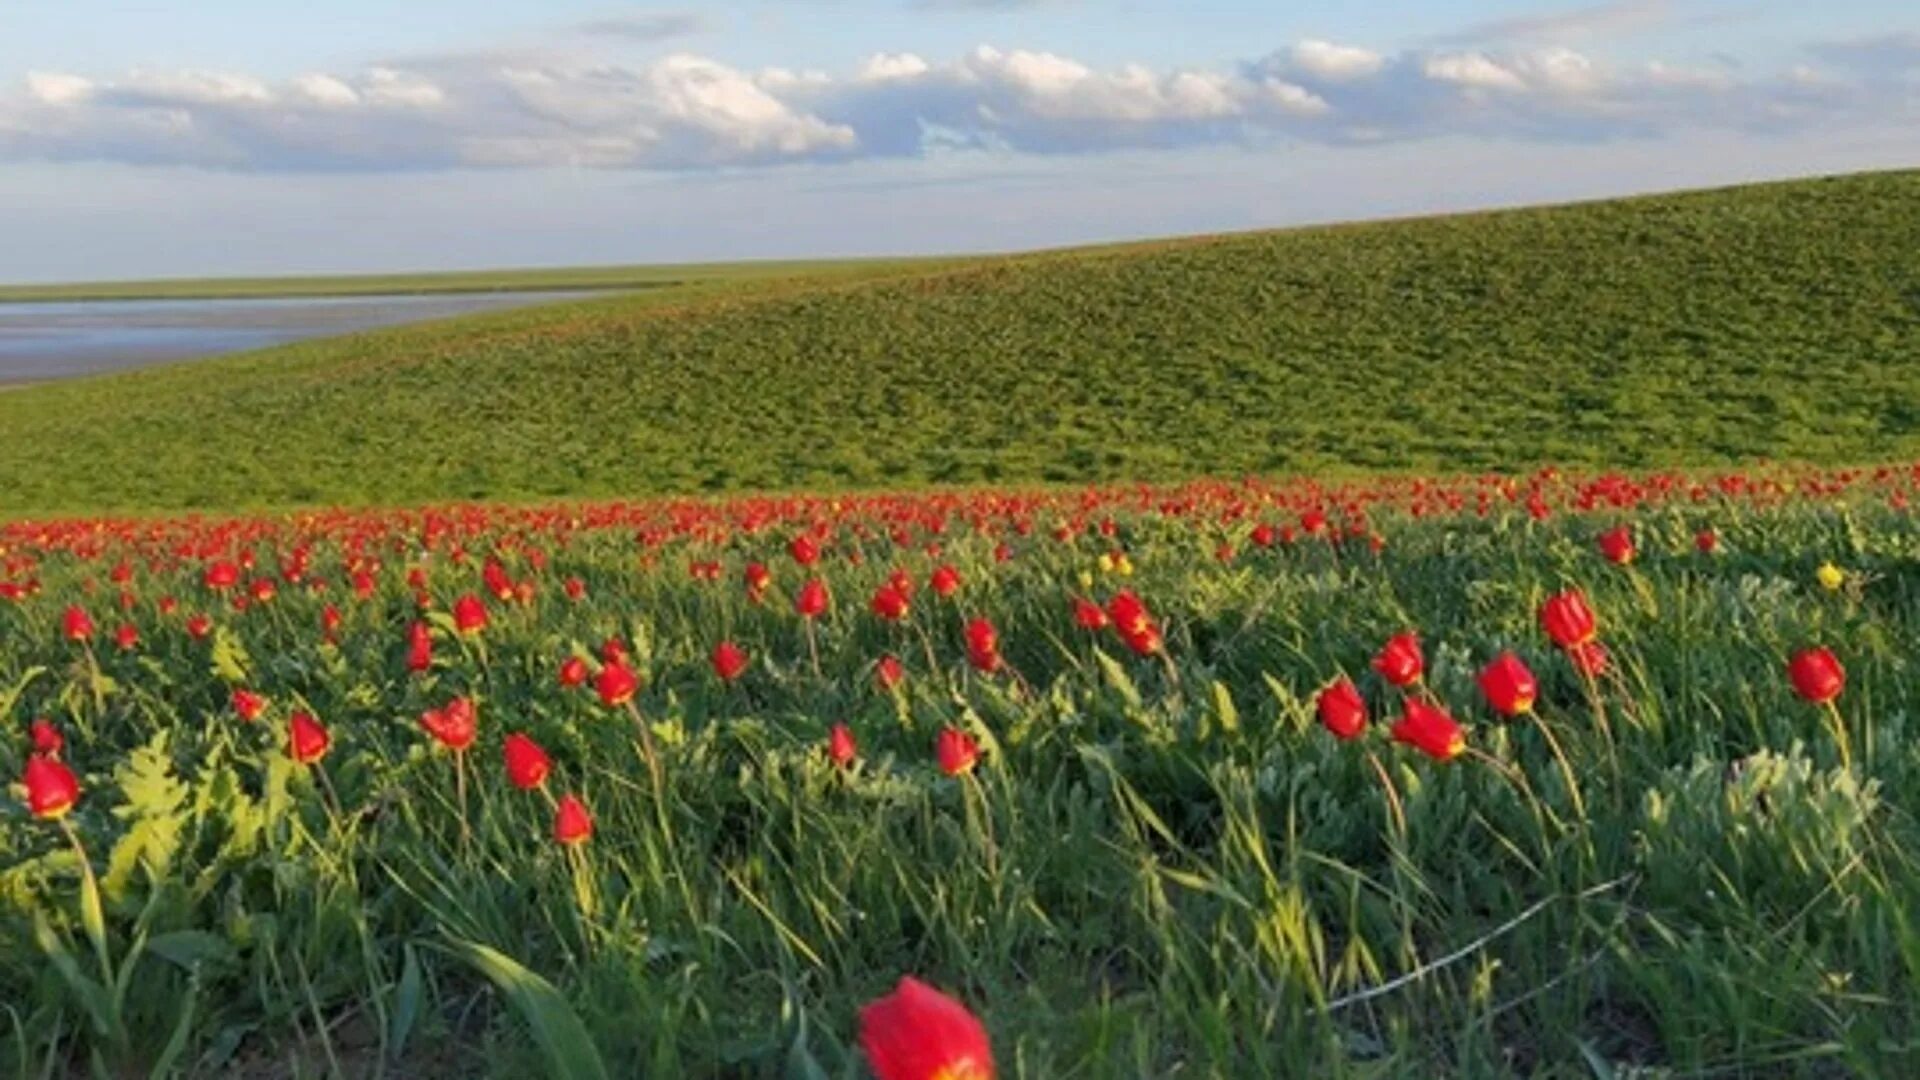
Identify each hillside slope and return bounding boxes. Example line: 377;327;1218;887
2;170;1916;513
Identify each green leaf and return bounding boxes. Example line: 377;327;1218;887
146;930;235;972
389;943;424;1058
1211;680;1240;736
436;937;610;1080
33;910;118;1040
209;625;252;684
1093;648;1143;710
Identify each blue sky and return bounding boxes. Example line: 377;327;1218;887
0;1;1915;281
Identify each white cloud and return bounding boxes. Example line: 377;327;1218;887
26;72;93;106
291;74;360;108
859;53;932;82
1287;41;1385;81
1423;52;1530;93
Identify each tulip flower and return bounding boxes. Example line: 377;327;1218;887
789;535;820;567
452;594;488;635
828;723;858;767
1392;699;1466;762
1598;526;1636;565
1816;562;1845;592
1565;639;1610;678
930;565;961;598
406;621;434;673
503;733;551;790
964;618;1001;673
29;718;63;758
203;560;240;590
231;688;267;723
288;712;331;765
62;605;94;642
1695;528;1719;554
596;662;640;707
876;654;906;691
1787;647;1845;704
558;656;589;688
1072;597;1109;631
420;696;479;752
186;614;213;639
563;576;586;602
1476;652;1538;717
711;640;749;682
936;727;980;776
744;562;771;598
871;585;911;621
114;623;139;651
1539;591;1598;648
795;579;829;619
858;976;995;1080
553;794;594;845
1316;677;1368;740
22;756;80;820
1372;633;1423;688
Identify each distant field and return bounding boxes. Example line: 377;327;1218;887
0;257;952;302
0;169;1916;514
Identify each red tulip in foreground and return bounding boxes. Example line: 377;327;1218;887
1316;677;1368;741
1477;652;1538;717
859;976;994;1080
452;594;488;635
871;585;911;621
1373;632;1423;687
789;534;820;567
23;756;80;820
231;688;267;723
553;794;593;845
503;733;551;790
796;578;829;619
1392;699;1465;762
597;662;640;707
1598;526;1636;565
420;696;478;752
712;640;749;682
828;722;858;767
1539;591;1598;648
1787;647;1845;704
288;712;331;765
936;727;980;776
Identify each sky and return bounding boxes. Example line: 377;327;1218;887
0;0;1915;282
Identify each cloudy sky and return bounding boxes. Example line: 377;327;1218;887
1;0;1915;282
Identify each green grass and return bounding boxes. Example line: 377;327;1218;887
2;169;1918;514
1;474;1915;1076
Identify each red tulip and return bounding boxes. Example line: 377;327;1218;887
564;576;587;602
597;662;639;707
558;656;589;688
320;603;342;639
203;560;240;590
407;621;434;672
452;594;488;635
22;756;80;820
231;688;267;723
744;562;771;598
186;613;213;639
876;654;906;691
599;637;629;665
1372;633;1423;687
1787;647;1845;704
1566;639;1610;678
1316;677;1368;740
503;733;551;790
828;722;858;767
871;585;911;621
1598;526;1636;566
1072;597;1109;631
249;578;277;603
351;571;376;600
1695;528;1719;554
288;712;331;765
1392;699;1465;762
930;565;961;598
711;640;749;682
29;719;63;758
1106;591;1151;639
1476;652;1538;717
483;558;515;602
420;696;478;752
964;618;1001;673
795;578;829;619
858;976;994;1080
114;623;139;651
553;793;593;845
1539;591;1597;648
936;727;980;776
62;605;94;642
789;535;820;567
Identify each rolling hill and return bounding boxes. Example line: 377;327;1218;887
2;169;1917;514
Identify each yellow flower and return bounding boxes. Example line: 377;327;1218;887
1096;553;1114;573
1077;570;1094;590
1816;562;1845;592
1116;555;1135;577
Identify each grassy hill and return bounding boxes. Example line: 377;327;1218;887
2;169;1917;514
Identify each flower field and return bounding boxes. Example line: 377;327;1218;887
3;464;1918;1076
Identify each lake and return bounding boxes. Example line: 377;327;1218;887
0;291;591;383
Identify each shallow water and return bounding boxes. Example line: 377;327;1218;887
0;291;589;382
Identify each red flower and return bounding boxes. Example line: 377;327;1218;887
1566;639;1610;678
29;719;63;758
1072;598;1109;631
249;578;277;603
871;585;911;622
231;688;267;723
452;594;488;635
321;603;342;639
936;727;980;776
1787;647;1845;704
597;662;640;707
964;618;1001;673
503;733;551;790
1316;677;1368;740
288;712;331;765
1540;591;1598;648
62;605;94;642
558;656;589;688
789;535;820;567
1598;526;1636;566
876;654;906;691
1250;523;1277;548
114;623;139;651
1476;652;1538;717
22;756;80;820
711;640;749;682
186;613;213;639
407;621;434;672
1372;632;1423;687
599;637;629;665
553;793;593;845
1695;528;1719;554
858;976;995;1080
1106;591;1162;656
203;560;240;590
564;576;587;602
929;565;961;598
828;722;858;767
795;578;829;619
744;562;771;599
351;571;376;600
420;696;478;752
1392;699;1465;762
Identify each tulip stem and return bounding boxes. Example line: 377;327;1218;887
1365;750;1407;840
805;619;822;679
1822;700;1854;773
455;751;472;850
1530;712;1589;825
